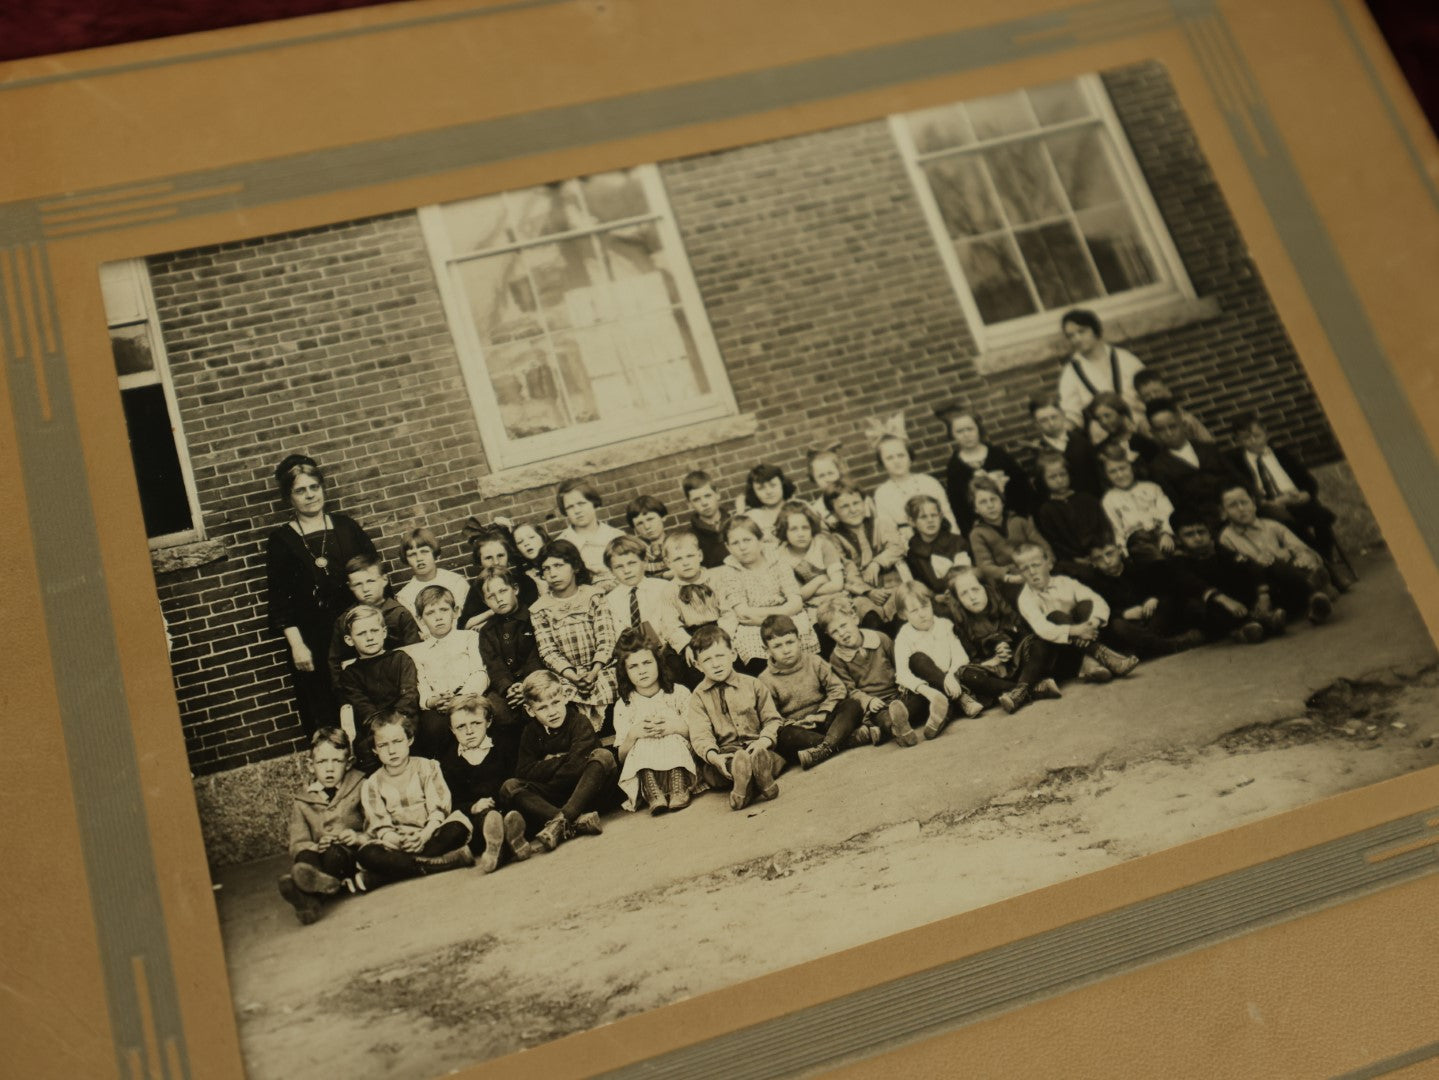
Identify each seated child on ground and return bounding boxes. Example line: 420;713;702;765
335;604;419;772
278;727;369;925
759;614;871;770
1227;412;1347;585
682;470;731;569
499;671;617;852
403;584;487;760
440;695;531;874
1084;538;1206;658
1217;484;1337;625
1028;393;1101;496
355;712;475;883
1012;543;1138;684
1169;506;1286;643
892;580;984;737
328;553;423;683
474;568;542;765
817;597;922;746
967;475;1053;592
459;524;541;631
626;495;671;578
722;514;818;671
942;568;1062;715
683;625;786;811
1099;444;1176;564
1032;451;1109;573
775;500;847;619
904;493;973;595
612;628;697;814
394;527;470;634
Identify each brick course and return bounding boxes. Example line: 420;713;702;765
148;60;1340;778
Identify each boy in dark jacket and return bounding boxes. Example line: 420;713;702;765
441;695;531;873
498;671;618;853
335;604;420;772
1085;538;1206;658
475;568;543;768
1169;506;1285;643
327;553;423;683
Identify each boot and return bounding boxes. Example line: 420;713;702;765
1088;642;1139;677
569;811;603;837
958;691;985;718
639;769;669;815
1033;678;1062;700
886;699;919;747
502;810;533;862
291;862;344;896
277;875;323;925
417;845;476;873
922;700;951;739
1077;655;1112;684
666;767;692;811
997;683;1031;714
534;814;568;851
477;810;505;874
1230;620;1265;644
1307;591;1333;625
728;750;753;811
1166;629;1207;652
797;743;835;770
751;751;779;802
842;725;876;749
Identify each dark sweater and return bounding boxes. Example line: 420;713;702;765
336;649;419;728
440;745;512;814
904;529;970;595
514;707;601;790
690;511;731;569
477;608;543;696
328;597;423;684
1034;492;1112;563
458;571;540;632
944;444;1036;534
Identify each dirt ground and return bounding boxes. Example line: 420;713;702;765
214;553;1439;1080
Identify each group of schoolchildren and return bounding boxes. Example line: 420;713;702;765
280;321;1354;925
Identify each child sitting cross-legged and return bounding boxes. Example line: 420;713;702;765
892;580;985;739
1084;538;1207;658
759;613;873;770
683;624;786;811
328;553;423;684
440;695;532;874
354;712;476;884
1168;506;1285;643
942;568;1062;715
278;727;370;925
335;603;419;773
824;481;903;630
1012;542;1139;684
1218;484;1338;625
612;628;697;815
499;670;618;852
817;596;922;747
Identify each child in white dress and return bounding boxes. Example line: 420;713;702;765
612;628;697;814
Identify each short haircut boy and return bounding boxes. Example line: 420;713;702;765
1011;541;1049;564
724;514;764;542
822;480;867;516
399;526;441;557
414;584;455;618
604;534;648;567
1028;393;1064;417
341;603;385;634
626;494;668;525
662;527;702;556
759;614;799;644
682;470;715;498
555;476;602;514
478;565;519;596
344;552;384;577
1230;410;1263;435
688;623;734;658
1132;369;1166;394
1143;397;1181;423
311;726;351;754
447;693;488;719
1034;450;1067;475
893;580;934;617
370;710;415;740
519;669;568;705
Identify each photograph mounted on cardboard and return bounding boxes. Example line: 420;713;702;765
103;60;1439;1078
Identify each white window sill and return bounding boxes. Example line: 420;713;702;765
973;296;1221;376
477;412;759;499
151;538;226;574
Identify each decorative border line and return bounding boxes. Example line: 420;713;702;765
2;1;1436;1077
596;807;1439;1079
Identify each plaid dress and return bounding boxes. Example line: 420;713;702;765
720;556;820;661
530;584;619;710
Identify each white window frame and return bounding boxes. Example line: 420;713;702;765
891;74;1195;354
101;258;204;547
419;166;737;472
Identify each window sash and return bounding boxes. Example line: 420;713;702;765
892;75;1193;350
420;166;735;470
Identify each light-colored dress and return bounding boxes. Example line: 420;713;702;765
557;523;625;592
872;473;959;548
530;584;619;721
613;685;696;811
719;556;820;661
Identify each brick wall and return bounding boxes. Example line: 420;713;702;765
149;60;1339;779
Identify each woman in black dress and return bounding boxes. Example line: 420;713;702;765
935;402;1036;535
265;454;377;733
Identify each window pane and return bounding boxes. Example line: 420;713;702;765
601;223;681;305
527;238;603;330
484;339;571;439
672;310;711;396
921;157;1004;238
622;311;704;408
965;91;1037;141
455;254;543;344
439;193;511;255
550;333;600;424
120;384;192;538
955;236;1036;324
100;261;146;324
110;322;156;377
1015;223;1101;309
1027;81;1090;126
1045;128;1124;210
580;171;650;223
510;180;591;240
1078;204;1159;293
984;143;1067;225
905;104;974;153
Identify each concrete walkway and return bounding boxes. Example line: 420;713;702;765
216;553;1434;1005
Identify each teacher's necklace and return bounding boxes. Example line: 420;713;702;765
295;513;330;569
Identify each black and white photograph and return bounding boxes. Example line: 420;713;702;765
102;59;1439;1078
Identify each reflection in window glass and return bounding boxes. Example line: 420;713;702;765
110;323;155;377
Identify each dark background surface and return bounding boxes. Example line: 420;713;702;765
1;1;1436;137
